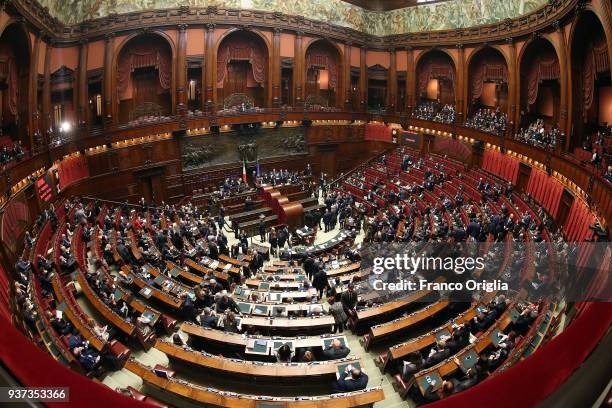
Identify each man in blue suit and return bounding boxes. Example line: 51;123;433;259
334;367;369;393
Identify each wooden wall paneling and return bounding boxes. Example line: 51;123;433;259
176;24;188;113
272;28;281;107
344;41;352;110
517;162;532;193
204;24;215;112
42;39;52;139
405;46;415;114
77;39;88;130
557;189;574;227
103;34;114;125
456;45;466;123
28;33;41;144
360;46;367;112
387;48;397;111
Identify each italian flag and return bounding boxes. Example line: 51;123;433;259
242;159;247;183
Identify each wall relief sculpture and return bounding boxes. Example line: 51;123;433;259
181;126;307;171
39;0;547;36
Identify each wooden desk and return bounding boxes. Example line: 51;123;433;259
414;307;515;395
240;315;334;332
325;262;361;277
184;258;229;283
385;306;479;366
76;272;136;337
354;285;435;322
156;340;361;378
165;260;205;286
125;359;385;407
122;266;184;309
181;322;347;352
366;300;449;349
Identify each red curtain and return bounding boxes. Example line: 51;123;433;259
582;41;609;122
118;42;171;100
471;59;507;101
0;195;29;255
527;57;560;106
564;198;595;242
364;124;392;142
217;38;267;85
57;156;89;190
482;150;519;184
525;169;564;217
417;55;455;96
0;43;18;115
0;263;9;322
305;47;338;90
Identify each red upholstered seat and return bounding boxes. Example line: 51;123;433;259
361;334;371;350
160;315;177;333
144;397;170;408
393;373;413;399
61;335;71;349
154;364;175;378
108;340;131;361
376;352;387;367
126;386;146;402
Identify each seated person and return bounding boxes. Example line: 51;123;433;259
199;307;218;328
73;346;101;372
423;379;454;402
333;367;369;393
401;351;425;380
223;311;240;333
216;294;241;315
321;339;350;360
275;343;294;363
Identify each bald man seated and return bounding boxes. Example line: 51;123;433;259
333;367;369;393
321;339;350;360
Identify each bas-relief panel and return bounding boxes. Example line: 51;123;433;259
181;126;307;171
37;0;547;36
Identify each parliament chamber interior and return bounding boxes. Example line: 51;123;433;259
0;0;611;407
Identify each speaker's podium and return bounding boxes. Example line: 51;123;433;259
258;184;304;230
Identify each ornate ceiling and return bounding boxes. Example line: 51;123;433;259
36;0;548;36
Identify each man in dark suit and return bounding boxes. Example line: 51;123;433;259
322;339;350;360
199;307;218;328
340;283;358;319
333;367;368;393
312;268;328;298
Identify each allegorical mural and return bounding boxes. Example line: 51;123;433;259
181;126;307;171
37;0;547;36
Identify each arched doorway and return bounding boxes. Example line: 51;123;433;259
415;50;456;107
216;30;269;111
519;38;561;130
570;10;611;152
367;64;387;111
116;33;174;124
467;47;509;117
304;40;343;109
0;23;30;150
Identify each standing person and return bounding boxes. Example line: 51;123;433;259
312;267;328;299
278;227;287;249
258;215;266;243
329;295;347;333
341;283;358;323
269;228;278;256
323;209;332;233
